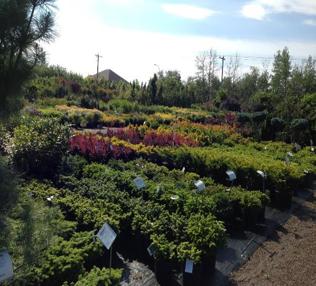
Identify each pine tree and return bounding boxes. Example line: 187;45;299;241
271;47;292;120
0;0;56;116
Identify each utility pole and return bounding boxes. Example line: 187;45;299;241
219;56;225;82
95;53;102;81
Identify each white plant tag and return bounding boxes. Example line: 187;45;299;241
226;170;237;181
257;170;266;178
47;195;54;202
147;244;157;257
97;223;117;250
287;152;294;157
170;195;179;201
185;259;194;274
194;180;205;192
0;250;13;283
133;177;145;190
294;143;301;151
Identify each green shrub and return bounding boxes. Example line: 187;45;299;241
80;95;99;109
0;157;18;247
291;118;309;131
28;232;104;286
290;118;311;144
271;117;285;132
252;111;267;123
60;154;88;178
65;110;103;128
237;112;251;124
74;267;122;286
12;117;70;178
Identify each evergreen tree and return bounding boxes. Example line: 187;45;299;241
271;47;292;120
303;56;316;93
148;73;158;104
0;0;56;117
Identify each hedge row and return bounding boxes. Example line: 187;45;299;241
25;157;268;265
70;133;313;206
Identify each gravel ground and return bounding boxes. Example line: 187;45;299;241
230;193;316;286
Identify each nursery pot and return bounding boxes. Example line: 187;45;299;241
182;253;216;286
270;189;293;210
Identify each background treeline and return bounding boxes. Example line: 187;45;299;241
23;47;316;144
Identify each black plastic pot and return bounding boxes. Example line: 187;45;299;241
182;254;216;286
270;189;293;210
304;173;315;188
156;258;180;285
257;206;266;223
243;205;265;228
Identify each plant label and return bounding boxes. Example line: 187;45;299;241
287;152;294;157
133;177;145;190
185;259;194;274
147;244;157;257
170;195;179;200
194;180;205;192
294;143;301;151
0;250;13;283
97;223;117;250
257;170;266;178
226;170;237;181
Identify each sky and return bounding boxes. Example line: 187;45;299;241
43;0;316;82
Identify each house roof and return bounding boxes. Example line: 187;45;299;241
91;69;128;83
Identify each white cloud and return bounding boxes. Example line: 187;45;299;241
43;0;316;82
103;0;144;6
241;0;316;20
304;19;316;26
161;3;216;20
241;3;267;20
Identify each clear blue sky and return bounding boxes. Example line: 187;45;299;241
45;0;316;81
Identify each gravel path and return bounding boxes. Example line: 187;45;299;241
230;185;316;286
118;253;160;286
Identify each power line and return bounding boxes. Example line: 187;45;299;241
221;54;313;61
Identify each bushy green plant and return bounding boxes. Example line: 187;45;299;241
271;117;285;132
186;214;226;256
60;154;88;178
12;117;70;178
0;157;18;247
290;118;311;145
74;267;122;286
28;232;104;286
237;112;252;124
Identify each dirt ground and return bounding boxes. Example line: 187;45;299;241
230;194;316;286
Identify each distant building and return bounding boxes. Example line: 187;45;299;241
90;69;128;83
